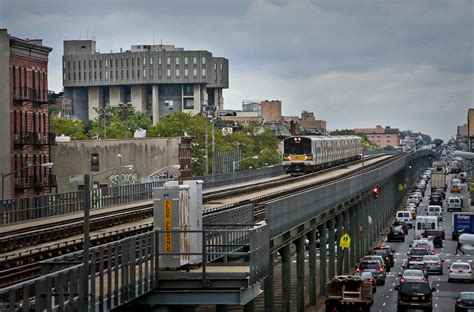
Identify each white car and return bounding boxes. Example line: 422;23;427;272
425;205;443;221
408;195;420;206
411;239;435;254
448;262;474;283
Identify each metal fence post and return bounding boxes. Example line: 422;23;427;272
83;174;91;309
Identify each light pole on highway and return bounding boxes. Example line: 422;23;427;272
1;162;54;200
232;156;259;172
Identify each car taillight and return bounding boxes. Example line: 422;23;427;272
456;299;462;305
400;278;405;283
356;268;361;272
449;269;453;273
428;293;432;301
376;267;382;272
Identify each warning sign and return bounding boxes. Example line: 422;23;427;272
339;233;351;249
164;199;172;252
398;183;404;191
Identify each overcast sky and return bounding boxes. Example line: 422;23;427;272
1;0;473;141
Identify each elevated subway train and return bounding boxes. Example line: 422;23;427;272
282;135;363;175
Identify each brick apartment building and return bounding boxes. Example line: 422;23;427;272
354;125;400;149
0;29;55;199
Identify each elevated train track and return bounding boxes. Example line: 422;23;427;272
0;153;399;288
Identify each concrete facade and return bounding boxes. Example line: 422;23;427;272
0;29;53;199
355;125;400;149
261;100;282;122
51;137;185;193
63;40;229;122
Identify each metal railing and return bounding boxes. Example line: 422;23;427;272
14;132;56;147
0;224;268;312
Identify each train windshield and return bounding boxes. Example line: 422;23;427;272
284;137;311;154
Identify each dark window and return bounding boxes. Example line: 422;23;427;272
359;262;380;269
400;282;430;294
283;137;312;154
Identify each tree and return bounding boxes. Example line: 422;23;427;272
50;116;87;140
433;139;443;147
331;129;378;151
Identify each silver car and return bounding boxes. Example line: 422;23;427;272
448;262;474;282
422;255;444;275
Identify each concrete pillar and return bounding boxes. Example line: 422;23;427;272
328;218;336;279
109;86;124;106
362;202;368;255
343;209;350;273
281;244;292;312
214;88;219;109
319;223;327;296
152;84;159;124
131;85;146;112
307;229;317;306
336;214;344;275
296;237;305;312
88;87;103;120
264;252;274;312
193;84;201;113
350;206;358;267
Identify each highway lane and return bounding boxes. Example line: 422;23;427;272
371;176;474;312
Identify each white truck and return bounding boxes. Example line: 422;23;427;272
430;172;446;190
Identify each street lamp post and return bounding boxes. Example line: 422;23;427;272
1;162;54;200
82;164;133;304
232;156;259;173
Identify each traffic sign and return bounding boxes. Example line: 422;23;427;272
398;183;404;191
339;233;351;249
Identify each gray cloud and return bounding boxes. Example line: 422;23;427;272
0;0;472;140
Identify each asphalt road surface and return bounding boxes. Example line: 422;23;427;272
371;175;474;312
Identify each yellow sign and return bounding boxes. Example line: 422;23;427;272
164;199;173;253
469;184;474;192
398;183;404;191
339;233;351;249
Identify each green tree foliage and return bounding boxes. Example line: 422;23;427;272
400;130;432;146
50;116;88;140
433;139;443;147
147;113;281;175
330;129;378;151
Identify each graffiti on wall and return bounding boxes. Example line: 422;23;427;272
108;172;139;187
140;171;180;184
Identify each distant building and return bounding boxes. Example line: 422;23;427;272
468;109;474;152
354;125;400;149
0;29;55;199
261;100;282;122
242;100;261;113
457;123;468;143
299;110;327;134
63;40;229;123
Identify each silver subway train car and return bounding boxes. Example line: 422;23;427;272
282;135;363;175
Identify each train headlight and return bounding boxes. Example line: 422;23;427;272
283;155;290;161
305;154;313;160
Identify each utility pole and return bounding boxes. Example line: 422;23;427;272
83;174;91;307
205;114;208;175
211;110;215;175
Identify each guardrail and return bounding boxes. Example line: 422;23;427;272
0;224;269;312
0;165;284;226
266;150;431;238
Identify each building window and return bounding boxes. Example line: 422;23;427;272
137;58;140;66
149;57;153;65
89;72;92;79
105;59;108;67
202;68;206;76
176;57;179;65
94;72;97;80
67;61;71;69
132;70;134;78
221;74;224;81
68;73;71;80
94;60;97;68
88;60;91;68
220;63;223;70
176;68;180;77
78;72;81;80
105;71;108;79
167;57;171;65
116;70;118;79
84;72;87;80
184;57;188;65
158;57;162;65
149;69;153;77
214;63;217;70
116;59;118;67
143;69;146;78
73;72;76;80
167;69;171;77
184;68;188;77
99;60;102;68
126;70;129;78
193;56;197;65
121;59;124;66
79;61;82;70
126;58;129;66
83;60;86;68
137;69;140;77
99;72;102;79
132;58;134;66
73;61;76;70
121;70;123;78
63;61;66;69
193;68;197;77
202;56;206;64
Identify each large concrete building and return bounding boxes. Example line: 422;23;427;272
355;125;400;149
0;29;54;199
63;40;229;123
